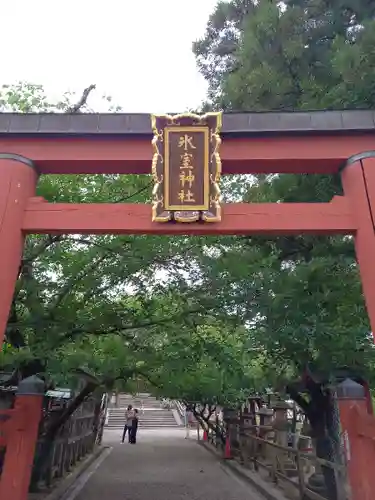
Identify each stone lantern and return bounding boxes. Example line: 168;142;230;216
257;406;274;461
272;400;297;477
223;407;239;453
272;400;292;443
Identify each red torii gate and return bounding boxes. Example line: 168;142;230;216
0;109;375;499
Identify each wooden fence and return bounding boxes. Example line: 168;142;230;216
32;395;102;489
0;387;105;492
201;416;350;500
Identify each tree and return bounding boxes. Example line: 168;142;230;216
193;0;375;377
0;82;266;427
193;0;256;106
1;82;272;488
0;85;207;411
194;2;375;496
194;0;375;110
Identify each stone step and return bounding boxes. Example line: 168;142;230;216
119;395;159;401
109;411;171;416
109;415;176;419
115;404;161;409
107;405;178;428
109;406;172;415
119;396;159;400
117;398;159;402
108;420;177;424
107;419;177;422
107;424;178;428
107;423;178;428
108;419;177;424
107;394;175;428
110;407;169;411
109;412;174;416
117;405;161;409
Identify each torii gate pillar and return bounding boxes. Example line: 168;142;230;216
341;152;375;336
0;154;38;341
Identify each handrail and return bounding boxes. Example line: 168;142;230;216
174;400;186;417
204;421;348;500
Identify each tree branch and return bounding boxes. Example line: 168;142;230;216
135;370;161;389
22;235;63;269
66;84;96;113
46;253;109;318
113;181;153;203
59;306;206;344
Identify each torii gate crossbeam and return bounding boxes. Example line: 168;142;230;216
1;110;375;500
0;110;374;340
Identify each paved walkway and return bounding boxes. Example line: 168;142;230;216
67;429;263;500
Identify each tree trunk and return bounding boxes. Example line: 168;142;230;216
288;384;338;500
30;382;98;490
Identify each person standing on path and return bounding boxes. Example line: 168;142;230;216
122;404;135;443
185;404;194;439
130;408;139;444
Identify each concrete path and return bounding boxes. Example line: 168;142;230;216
66;428;263;500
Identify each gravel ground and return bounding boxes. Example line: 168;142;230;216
73;429;263;500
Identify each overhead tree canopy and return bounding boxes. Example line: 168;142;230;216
3;0;375;416
193;0;375;387
192;6;375;492
0;83;266;412
1;7;374;497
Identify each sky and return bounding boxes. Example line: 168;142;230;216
1;0;219;113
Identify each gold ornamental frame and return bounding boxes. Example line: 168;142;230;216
150;112;223;223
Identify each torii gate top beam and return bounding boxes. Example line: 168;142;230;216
0;110;374;175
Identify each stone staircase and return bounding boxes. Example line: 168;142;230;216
106;393;179;429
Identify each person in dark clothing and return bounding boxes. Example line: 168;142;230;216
122;404;135;443
130;408;139;444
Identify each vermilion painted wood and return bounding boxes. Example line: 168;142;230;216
22;197;355;235
0;394;43;500
341;157;375;337
0;159;38;346
337;398;375;500
0;134;374;174
0;409;14;448
1;123;375;500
